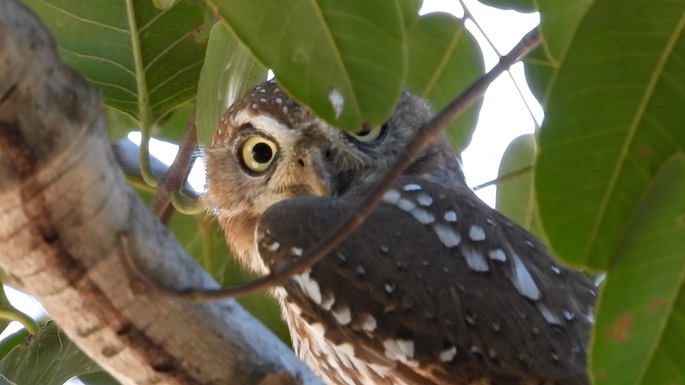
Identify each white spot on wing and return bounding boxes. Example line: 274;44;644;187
489;249;507;262
382;189;401;205
266;242;280;252
383;339;415;361
384;283;395;293
397;198;416;212
444;210;458;222
403;183;422;191
511;254;541;300
321;292;335;311
537;303;562;325
468;225;486;241
411;207;435;224
293;268;323;304
310;322;325;336
361;314;377;332
337;342;355;357
332;305;352;325
563;310;575;321
416;193;433;207
291;247;303;257
463;248;490;272
432;223;461;247
439;346;457;362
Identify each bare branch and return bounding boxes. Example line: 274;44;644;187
472;165;534;191
0;1;322;384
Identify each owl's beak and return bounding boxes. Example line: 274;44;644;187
297;149;333;196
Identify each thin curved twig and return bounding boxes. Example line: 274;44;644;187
123;27;542;300
472;165;533;191
150;108;198;222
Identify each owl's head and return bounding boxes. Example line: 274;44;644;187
204;81;464;271
205;81;463;223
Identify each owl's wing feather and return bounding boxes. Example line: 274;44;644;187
257;178;595;385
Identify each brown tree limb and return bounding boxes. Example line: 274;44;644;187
0;2;322;385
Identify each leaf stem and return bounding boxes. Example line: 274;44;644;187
125;0;157;187
0;309;38;335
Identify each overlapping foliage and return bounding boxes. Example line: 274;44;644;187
3;1;683;384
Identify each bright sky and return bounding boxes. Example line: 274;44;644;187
2;2;542;384
424;0;542;205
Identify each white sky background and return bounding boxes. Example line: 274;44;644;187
3;2;542;384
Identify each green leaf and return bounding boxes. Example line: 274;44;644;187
536;0;685;269
524;0;593;104
152;0;178;10
153;103;194;143
23;0;209;126
0;329;30;362
79;371;120;385
476;0;537;13
196;22;268;147
591;154;685;385
537;0;593;67
104;106;137;142
495;134;549;244
399;0;422;29
405;12;484;151
210;0;406;130
0;322;100;385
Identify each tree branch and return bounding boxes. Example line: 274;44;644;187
0;2;322;384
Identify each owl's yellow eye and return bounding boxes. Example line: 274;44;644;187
240;136;278;173
350;124;384;143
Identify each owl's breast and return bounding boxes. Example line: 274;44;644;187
276;291;403;385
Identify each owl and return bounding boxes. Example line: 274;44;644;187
204;80;596;385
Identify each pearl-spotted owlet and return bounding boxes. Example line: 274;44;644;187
204;81;595;385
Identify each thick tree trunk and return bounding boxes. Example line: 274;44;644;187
0;1;321;384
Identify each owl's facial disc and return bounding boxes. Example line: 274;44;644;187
235;114;336;206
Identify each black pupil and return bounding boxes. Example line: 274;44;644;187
252;142;273;163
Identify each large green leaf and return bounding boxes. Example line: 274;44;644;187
536;0;685;269
0;322;100;385
209;0;406;130
406;12;484;151
23;0;209;126
496;134;549;244
79;371;120;385
591;155;685;385
523;0;594;104
399;0;422;29
196;22;268;147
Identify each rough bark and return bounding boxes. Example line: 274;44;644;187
0;1;322;385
